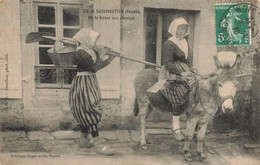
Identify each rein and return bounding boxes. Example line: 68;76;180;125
198;94;233;118
197;92;215;118
192;73;216;118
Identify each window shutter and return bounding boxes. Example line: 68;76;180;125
0;0;22;98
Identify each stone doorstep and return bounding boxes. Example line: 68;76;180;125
146;121;186;129
146;128;172;135
146;122;172;129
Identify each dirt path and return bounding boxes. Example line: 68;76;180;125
1;130;259;165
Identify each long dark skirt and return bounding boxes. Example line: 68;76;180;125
69;74;102;137
160;81;189;115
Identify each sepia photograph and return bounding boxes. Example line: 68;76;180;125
0;0;260;164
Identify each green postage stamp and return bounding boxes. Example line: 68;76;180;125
215;3;250;47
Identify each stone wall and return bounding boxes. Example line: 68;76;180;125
248;0;260;142
0;99;135;131
212;1;260;140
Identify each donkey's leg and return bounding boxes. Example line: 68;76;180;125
196;123;208;161
137;96;150;150
140;113;148;150
184;117;199;162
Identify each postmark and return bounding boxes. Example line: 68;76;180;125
215;3;251;47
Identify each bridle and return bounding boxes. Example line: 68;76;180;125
195;54;239;117
221;95;234;105
195;72;235;118
198;90;234;118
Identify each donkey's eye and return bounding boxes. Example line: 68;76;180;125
218;84;223;87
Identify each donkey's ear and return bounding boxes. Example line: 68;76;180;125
214;55;222;69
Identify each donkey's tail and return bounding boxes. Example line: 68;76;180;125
133;98;139;117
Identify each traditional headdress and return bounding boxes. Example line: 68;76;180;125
73;28;100;63
168;17;189;59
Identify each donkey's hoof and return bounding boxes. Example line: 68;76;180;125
184;152;192;162
199;153;207;161
141;145;147;150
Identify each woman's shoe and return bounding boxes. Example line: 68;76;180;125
79;132;95;148
173;128;185;141
79;138;95;148
94;145;114;156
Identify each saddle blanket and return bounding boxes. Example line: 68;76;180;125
147;80;167;93
147;73;196;107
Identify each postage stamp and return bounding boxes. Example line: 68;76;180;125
215;3;251;47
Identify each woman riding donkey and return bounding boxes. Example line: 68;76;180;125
160;17;196;141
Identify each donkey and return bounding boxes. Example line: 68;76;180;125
134;54;240;161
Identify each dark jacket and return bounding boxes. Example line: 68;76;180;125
75;49;111;73
162;40;192;75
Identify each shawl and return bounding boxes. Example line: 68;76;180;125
73;28;100;63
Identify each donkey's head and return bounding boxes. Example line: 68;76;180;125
218;80;236;113
214;51;241;113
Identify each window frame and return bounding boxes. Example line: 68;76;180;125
33;1;84;89
61;4;83;38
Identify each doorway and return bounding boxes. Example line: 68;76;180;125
145;8;197;68
144;8;199;128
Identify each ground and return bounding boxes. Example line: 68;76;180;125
0;128;259;165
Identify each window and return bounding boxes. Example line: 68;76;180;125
34;2;83;88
